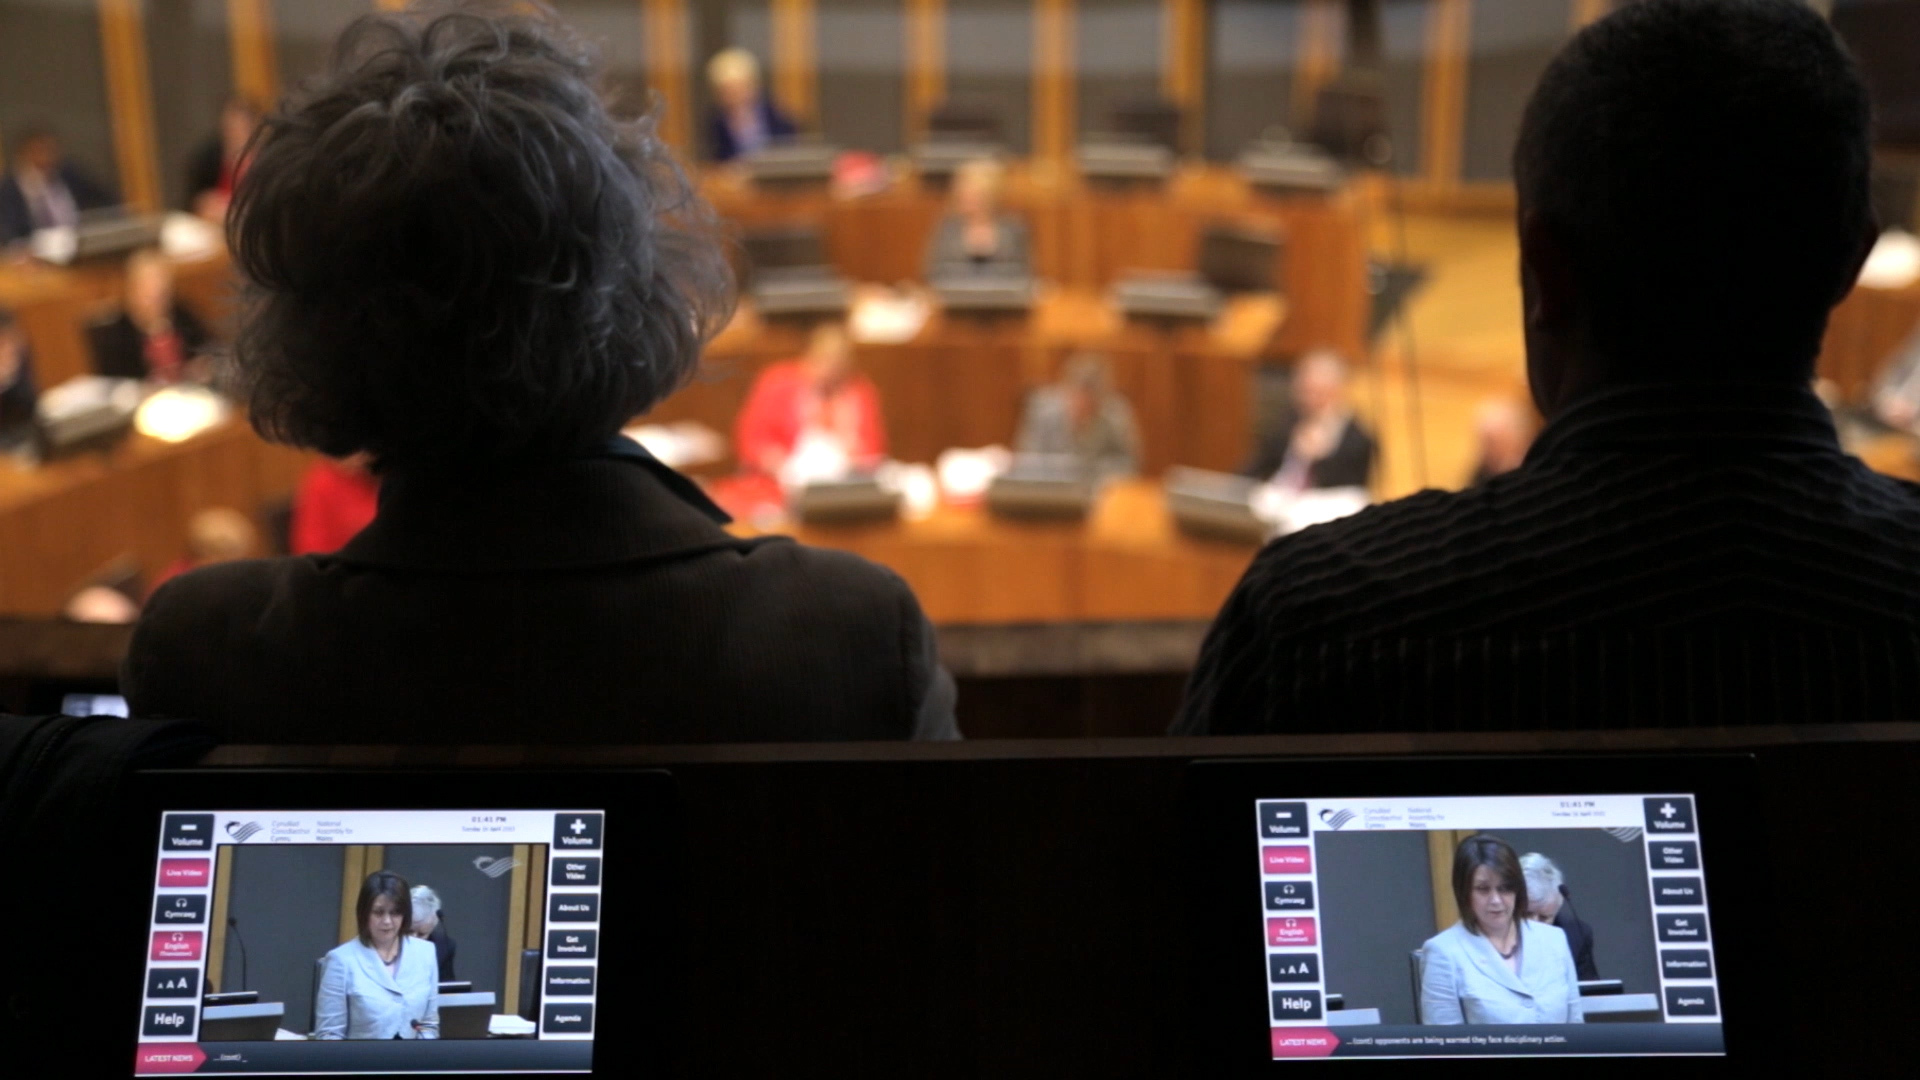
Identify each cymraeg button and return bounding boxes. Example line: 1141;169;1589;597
1265;880;1315;912
1656;912;1710;944
1651;877;1703;906
155;894;207;925
1259;802;1309;839
1644;797;1696;834
1268;952;1320;984
1271;989;1323;1022
1664;985;1718;1017
1648;840;1699;871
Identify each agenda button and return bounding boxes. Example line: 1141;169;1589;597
1665;985;1718;1018
543;1002;594;1035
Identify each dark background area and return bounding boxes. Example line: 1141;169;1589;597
221;843;345;1034
1493;826;1660;995
1314;829;1433;1024
379;843;519;1003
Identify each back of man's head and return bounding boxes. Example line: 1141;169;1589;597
1515;0;1873;382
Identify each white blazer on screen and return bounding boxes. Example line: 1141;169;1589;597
314;936;440;1039
1418;918;1584;1025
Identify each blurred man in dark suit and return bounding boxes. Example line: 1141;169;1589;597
1243;350;1376;492
0;127;117;244
1179;0;1920;734
0;307;37;450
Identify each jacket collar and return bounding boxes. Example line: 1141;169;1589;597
347;939;404;993
335;437;743;573
1526;381;1842;466
1456;920;1545;997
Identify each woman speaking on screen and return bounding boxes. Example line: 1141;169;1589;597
315;871;440;1039
1418;835;1584;1024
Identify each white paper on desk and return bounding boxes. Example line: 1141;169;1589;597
28;226;76;265
878;461;939;519
935;446;1012;503
850;292;930;343
1860;229;1920;290
489;1014;538;1037
778;429;854;491
160;212;220;260
1250;483;1370;535
38;375;142;419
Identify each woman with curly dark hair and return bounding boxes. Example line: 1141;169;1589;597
123;2;956;744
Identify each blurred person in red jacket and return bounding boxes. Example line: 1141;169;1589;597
291;453;379;555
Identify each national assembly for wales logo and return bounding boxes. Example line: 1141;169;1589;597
1317;808;1356;831
474;855;520;879
224;820;263;843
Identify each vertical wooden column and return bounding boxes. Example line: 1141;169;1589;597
904;0;946;147
502;843;532;1017
1161;0;1204;156
99;0;163;214
207;846;237;993
227;0;280;107
1293;0;1342;133
1571;0;1611;30
1421;0;1471;195
643;0;692;158
337;846;370;945
1032;0;1075;174
771;0;818;128
1427;829;1474;933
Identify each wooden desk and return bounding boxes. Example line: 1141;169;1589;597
0;247;233;390
652;289;1283;476
0;417;309;615
702;162;1368;361
1820;279;1920;401
744;480;1259;626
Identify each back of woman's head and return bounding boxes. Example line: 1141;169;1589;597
228;2;734;473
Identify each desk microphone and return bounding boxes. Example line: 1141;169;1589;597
228;916;249;992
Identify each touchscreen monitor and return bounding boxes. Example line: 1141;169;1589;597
1251;793;1722;1061
133;807;608;1076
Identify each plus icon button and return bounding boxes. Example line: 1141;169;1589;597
554;812;604;850
1643;797;1695;834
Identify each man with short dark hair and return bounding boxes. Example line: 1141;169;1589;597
1178;0;1920;734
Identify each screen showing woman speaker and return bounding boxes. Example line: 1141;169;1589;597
134;809;606;1076
1253;795;1723;1060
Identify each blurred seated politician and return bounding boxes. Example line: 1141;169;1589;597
1522;852;1598;981
290;454;380;555
708;48;795;163
185;96;261;222
0;307;37;450
0;126;117;245
317;871;439;1040
1242;350;1375;491
89;249;211;383
410;885;456;983
1015;353;1139;478
735;318;887;490
122;4;956;744
925;158;1029;280
153;508;259;591
1177;0;1920;735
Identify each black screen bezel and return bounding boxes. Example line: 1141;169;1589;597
1182;754;1764;1077
111;768;677;1080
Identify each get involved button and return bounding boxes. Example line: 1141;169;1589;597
547;929;599;959
1262;846;1312;874
1657;912;1710;944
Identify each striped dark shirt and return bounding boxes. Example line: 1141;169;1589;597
1175;383;1920;733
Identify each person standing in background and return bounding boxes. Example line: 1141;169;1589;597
707;49;795;163
186;97;262;222
1522;852;1598;980
290;454;380;555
